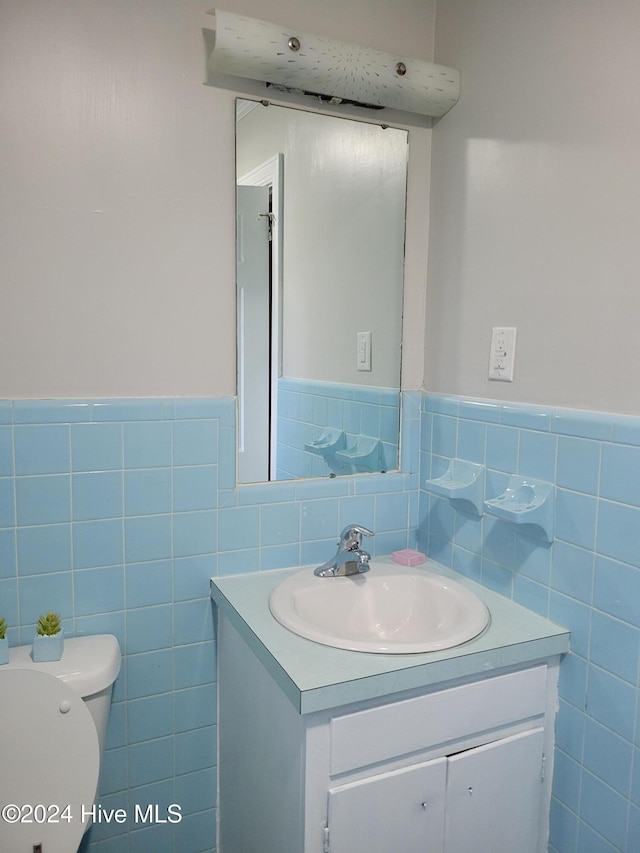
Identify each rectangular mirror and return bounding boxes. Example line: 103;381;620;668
236;99;408;483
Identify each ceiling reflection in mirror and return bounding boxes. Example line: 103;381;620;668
236;99;408;484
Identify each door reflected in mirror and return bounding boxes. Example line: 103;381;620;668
236;99;408;484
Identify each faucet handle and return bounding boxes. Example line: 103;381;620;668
339;524;374;550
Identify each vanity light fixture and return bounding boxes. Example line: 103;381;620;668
205;9;460;118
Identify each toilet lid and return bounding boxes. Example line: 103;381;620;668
0;669;100;853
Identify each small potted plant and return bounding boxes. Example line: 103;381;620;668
0;617;8;665
33;611;64;662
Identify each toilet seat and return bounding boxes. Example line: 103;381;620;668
0;669;100;853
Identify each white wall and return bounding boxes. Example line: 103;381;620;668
0;0;233;398
427;0;640;415
0;0;436;399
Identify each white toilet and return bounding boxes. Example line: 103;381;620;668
0;634;121;853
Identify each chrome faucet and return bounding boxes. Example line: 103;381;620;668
314;524;373;577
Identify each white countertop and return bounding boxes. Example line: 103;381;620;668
210;558;570;714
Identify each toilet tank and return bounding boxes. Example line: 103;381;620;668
6;634;121;754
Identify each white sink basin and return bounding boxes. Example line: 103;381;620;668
269;563;490;654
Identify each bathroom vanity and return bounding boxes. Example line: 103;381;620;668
210;560;569;853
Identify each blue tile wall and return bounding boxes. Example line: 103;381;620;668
277;377;400;479
10;388;634;852
0;396;417;853
418;392;640;853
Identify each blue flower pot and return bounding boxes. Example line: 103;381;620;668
32;630;64;663
0;638;8;665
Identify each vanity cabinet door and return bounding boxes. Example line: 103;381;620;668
327;757;447;853
444;727;545;853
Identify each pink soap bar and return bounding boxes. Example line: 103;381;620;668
391;549;426;566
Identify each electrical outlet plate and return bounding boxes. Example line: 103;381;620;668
488;327;516;381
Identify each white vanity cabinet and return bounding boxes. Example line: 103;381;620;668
218;614;560;853
326;727;545;853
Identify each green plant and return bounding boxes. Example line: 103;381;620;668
0;617;6;640
36;611;62;637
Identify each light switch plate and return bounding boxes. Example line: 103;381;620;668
357;331;372;371
488;327;516;381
